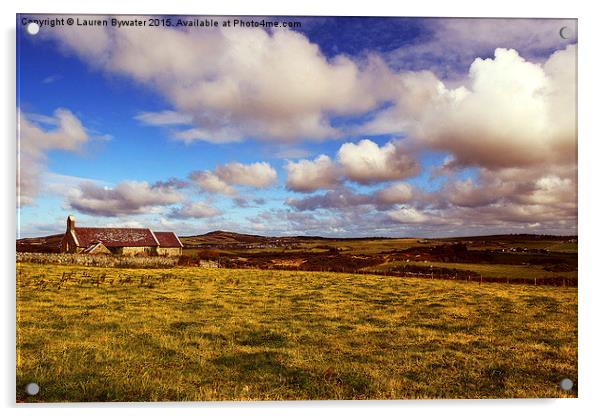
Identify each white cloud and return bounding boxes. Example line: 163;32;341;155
18;108;90;206
190;161;277;195
357;71;449;136
337;139;419;184
287;188;372;211
168;201;221;219
172;127;243;144
215;162;277;188
433;165;577;212
43;172;107;200
134;110;193;126
387;207;432;224
42;74;62;84
68;180;184;216
364;46;577;171
285;155;340;192
189;171;237;196
375;182;413;205
381;163;576;234
285;139;419;192
510;173;576;208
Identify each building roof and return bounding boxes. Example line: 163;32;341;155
81;241;111;254
74;227;160;248
153;231;183;248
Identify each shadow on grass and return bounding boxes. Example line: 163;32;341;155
235;329;288;348
210;351;375;399
211;351;312;391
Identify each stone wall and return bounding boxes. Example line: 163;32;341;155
156;247;182;257
117;246;156;256
16;252;179;268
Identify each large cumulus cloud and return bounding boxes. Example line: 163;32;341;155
41;18;396;142
363;45;577;170
190;161;277;195
285;155;341;193
285;139;419;192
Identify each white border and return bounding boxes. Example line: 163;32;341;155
3;1;601;415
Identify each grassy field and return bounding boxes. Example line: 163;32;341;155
310;238;431;254
468;241;578;253
16;262;577;402
182;238;430;257
368;261;578;282
180;236;577;257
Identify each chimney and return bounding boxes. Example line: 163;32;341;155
67;215;75;232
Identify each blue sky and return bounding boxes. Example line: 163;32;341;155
17;15;577;238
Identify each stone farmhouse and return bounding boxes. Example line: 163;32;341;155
60;215;183;256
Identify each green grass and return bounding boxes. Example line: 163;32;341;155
369;261;577;281
16;262;577;402
315;238;432;254
183;238;433;257
468;241;578;253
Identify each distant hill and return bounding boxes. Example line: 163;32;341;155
180;230;272;245
16;233;63;253
178;230;397;247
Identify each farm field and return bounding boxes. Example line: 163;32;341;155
16;262;577;402
180;237;430;257
367;261;578;283
174;233;579;287
465;241;578;253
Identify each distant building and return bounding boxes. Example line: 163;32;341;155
60;215;183;256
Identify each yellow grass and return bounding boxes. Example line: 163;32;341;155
16;262;577;402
